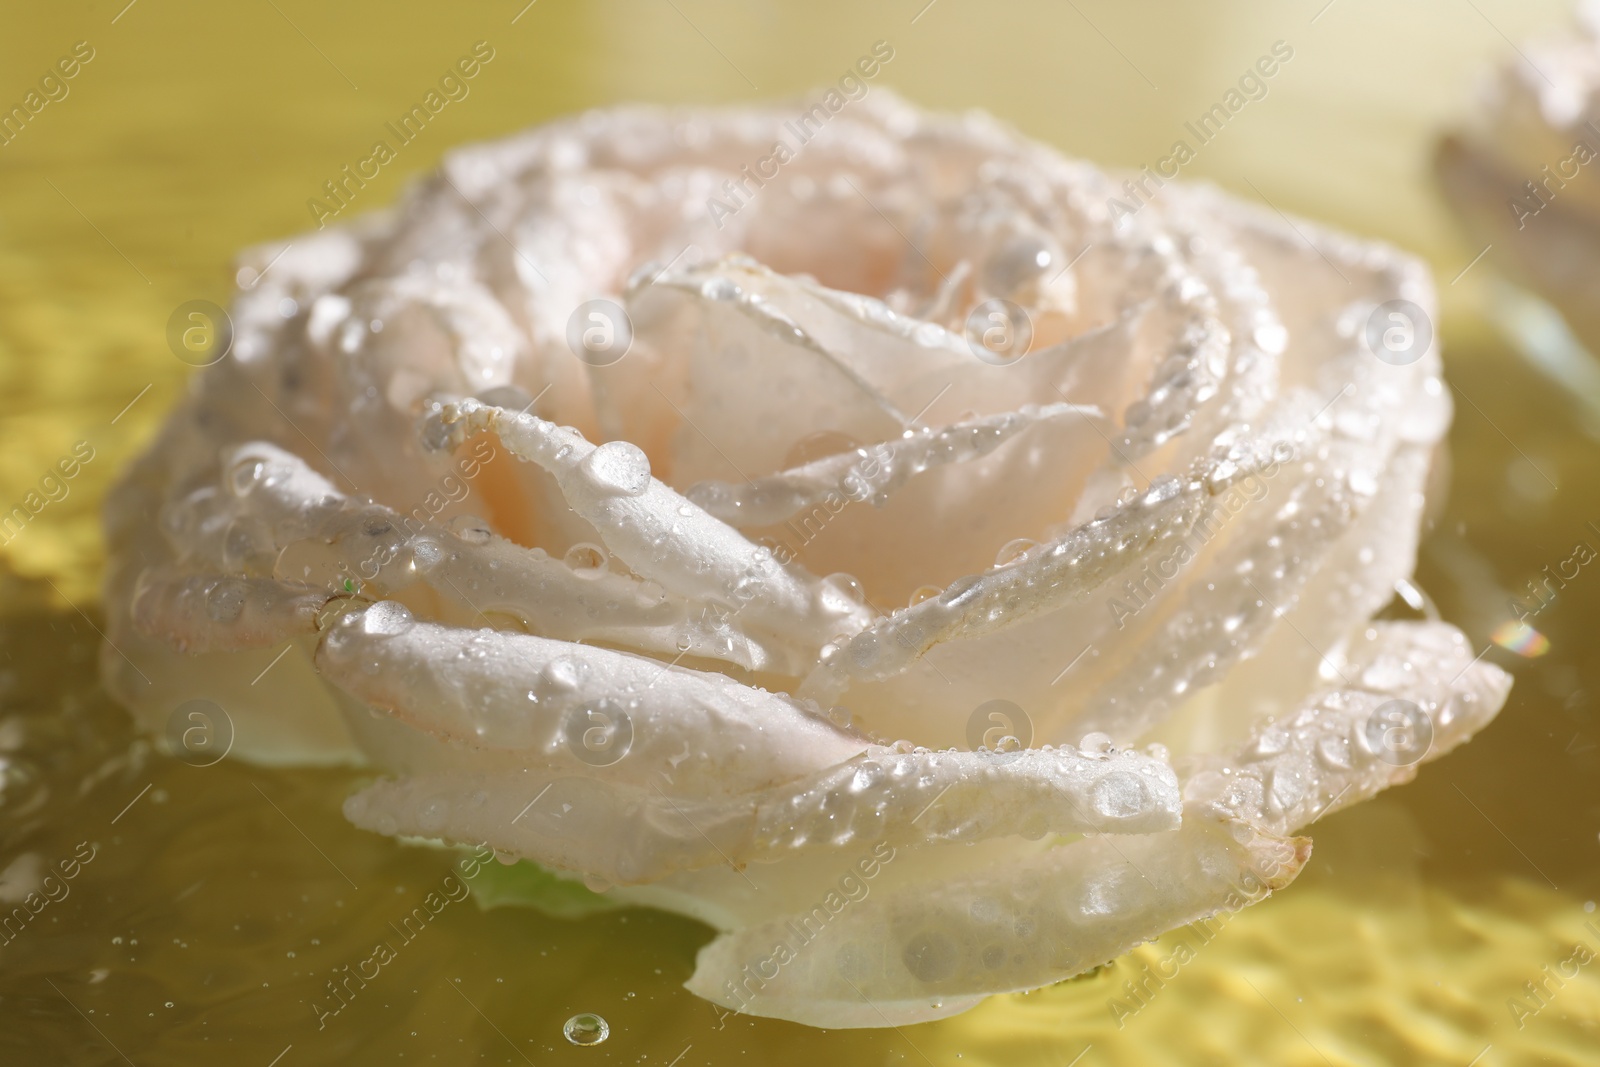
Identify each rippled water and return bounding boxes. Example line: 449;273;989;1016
2;2;1597;1064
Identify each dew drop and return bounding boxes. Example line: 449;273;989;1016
360;601;414;637
983;233;1054;294
418;411;453;453
409;536;446;575
820;572;865;614
993;538;1038;568
1088;767;1152;819
229;458;267;496
941;575;983;607
580;440;653;496
1345;466;1378;497
1316;732;1353;770
849;764;883;792
1265;766;1305;813
1079;732;1116;755
908;584;943;606
543;656;581;691
1253;322;1288;355
1142;475;1182;506
701;277;743;302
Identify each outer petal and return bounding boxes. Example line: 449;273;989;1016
684;815;1308;1028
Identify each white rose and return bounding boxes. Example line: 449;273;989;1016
1436;1;1600;349
105;92;1509;1028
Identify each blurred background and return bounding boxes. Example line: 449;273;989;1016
1;1;1597;1064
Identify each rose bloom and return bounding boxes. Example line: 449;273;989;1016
104;92;1509;1028
1436;2;1600;350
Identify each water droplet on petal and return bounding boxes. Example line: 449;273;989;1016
1253;321;1288;355
820;572;865;614
409;536;446;575
1088;771;1152;825
983;232;1054;294
418;411;454;452
1347;468;1378;496
1316;733;1353;770
994;539;1037;567
1142;475;1182;506
580;440;652;496
361;601;414;636
543;656;581;691
229;458;267;496
1079;732;1116;755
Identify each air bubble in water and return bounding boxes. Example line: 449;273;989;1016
563;1013;609;1046
448;514;493;544
565;542;608;576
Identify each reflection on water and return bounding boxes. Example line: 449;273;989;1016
1;0;1597;1063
